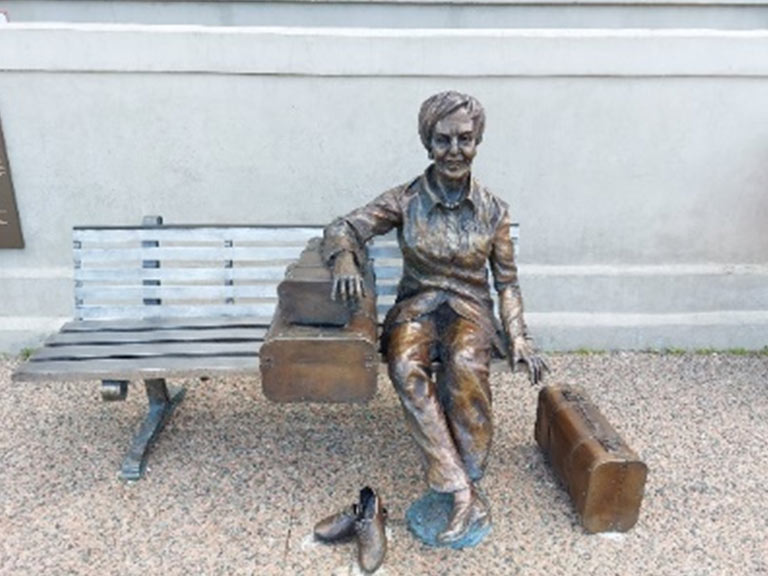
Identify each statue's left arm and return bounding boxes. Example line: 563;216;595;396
489;207;549;385
322;186;404;301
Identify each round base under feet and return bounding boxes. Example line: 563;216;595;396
405;490;491;549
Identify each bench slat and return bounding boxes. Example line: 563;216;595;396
59;316;272;332
73;227;322;244
375;283;398;296
47;327;268;346
13;355;263;382
75;284;280;301
32;342;262;361
77;304;278;320
74;246;308;263
371;266;402;280
74;267;289;283
368;246;404;259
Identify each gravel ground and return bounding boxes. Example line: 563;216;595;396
1;352;767;576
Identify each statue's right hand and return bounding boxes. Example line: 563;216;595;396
331;251;365;301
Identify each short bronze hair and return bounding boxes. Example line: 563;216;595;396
418;91;486;151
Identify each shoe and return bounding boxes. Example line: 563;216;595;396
436;487;490;545
355;487;387;573
314;504;359;543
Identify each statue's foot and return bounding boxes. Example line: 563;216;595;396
436;488;490;545
406;488;492;548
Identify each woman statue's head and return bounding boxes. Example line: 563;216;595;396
418;91;486;183
418;91;486;153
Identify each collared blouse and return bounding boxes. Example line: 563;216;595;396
323;166;521;339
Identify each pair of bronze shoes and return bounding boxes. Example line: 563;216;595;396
314;486;387;573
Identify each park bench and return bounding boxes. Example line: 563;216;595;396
12;216;517;480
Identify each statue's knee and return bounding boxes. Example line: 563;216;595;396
389;354;417;382
453;346;476;367
389;358;430;402
447;348;486;377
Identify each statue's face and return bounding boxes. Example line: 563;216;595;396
430;107;477;182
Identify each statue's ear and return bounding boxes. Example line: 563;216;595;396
427;148;434;160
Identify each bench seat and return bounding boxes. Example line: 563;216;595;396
13;316;268;382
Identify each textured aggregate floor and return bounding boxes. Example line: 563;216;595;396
1;352;767;576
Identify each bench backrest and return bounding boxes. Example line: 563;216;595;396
73;219;518;322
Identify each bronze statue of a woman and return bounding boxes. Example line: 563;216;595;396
323;91;547;547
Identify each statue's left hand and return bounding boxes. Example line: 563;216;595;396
510;335;549;386
331;250;365;302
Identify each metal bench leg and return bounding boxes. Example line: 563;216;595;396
120;378;186;481
102;380;129;402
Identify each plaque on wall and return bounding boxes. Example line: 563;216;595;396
0;117;24;249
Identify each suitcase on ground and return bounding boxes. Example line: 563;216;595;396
535;385;648;533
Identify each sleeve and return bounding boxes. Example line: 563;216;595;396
489;204;529;341
321;185;404;266
489;204;519;292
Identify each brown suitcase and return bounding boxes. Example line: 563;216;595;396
278;238;373;327
260;286;379;403
535;385;648;533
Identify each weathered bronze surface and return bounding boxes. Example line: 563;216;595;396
0;117;24;249
535;385;648;533
322;91;547;546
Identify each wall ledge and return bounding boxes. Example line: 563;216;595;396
2;24;768;76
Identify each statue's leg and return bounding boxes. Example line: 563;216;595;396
387;319;470;494
437;316;493;483
391;315;493;548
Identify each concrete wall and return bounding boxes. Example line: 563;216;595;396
1;24;767;352
4;0;768;30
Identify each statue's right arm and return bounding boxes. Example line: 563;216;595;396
490;204;549;385
322;186;404;302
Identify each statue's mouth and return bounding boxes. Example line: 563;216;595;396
444;160;466;170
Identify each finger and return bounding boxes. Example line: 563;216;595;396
345;277;355;300
331;278;340;301
350;277;360;299
541;358;551;373
359;277;366;298
346;277;356;301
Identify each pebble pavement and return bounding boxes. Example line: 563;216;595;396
1;352;767;576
